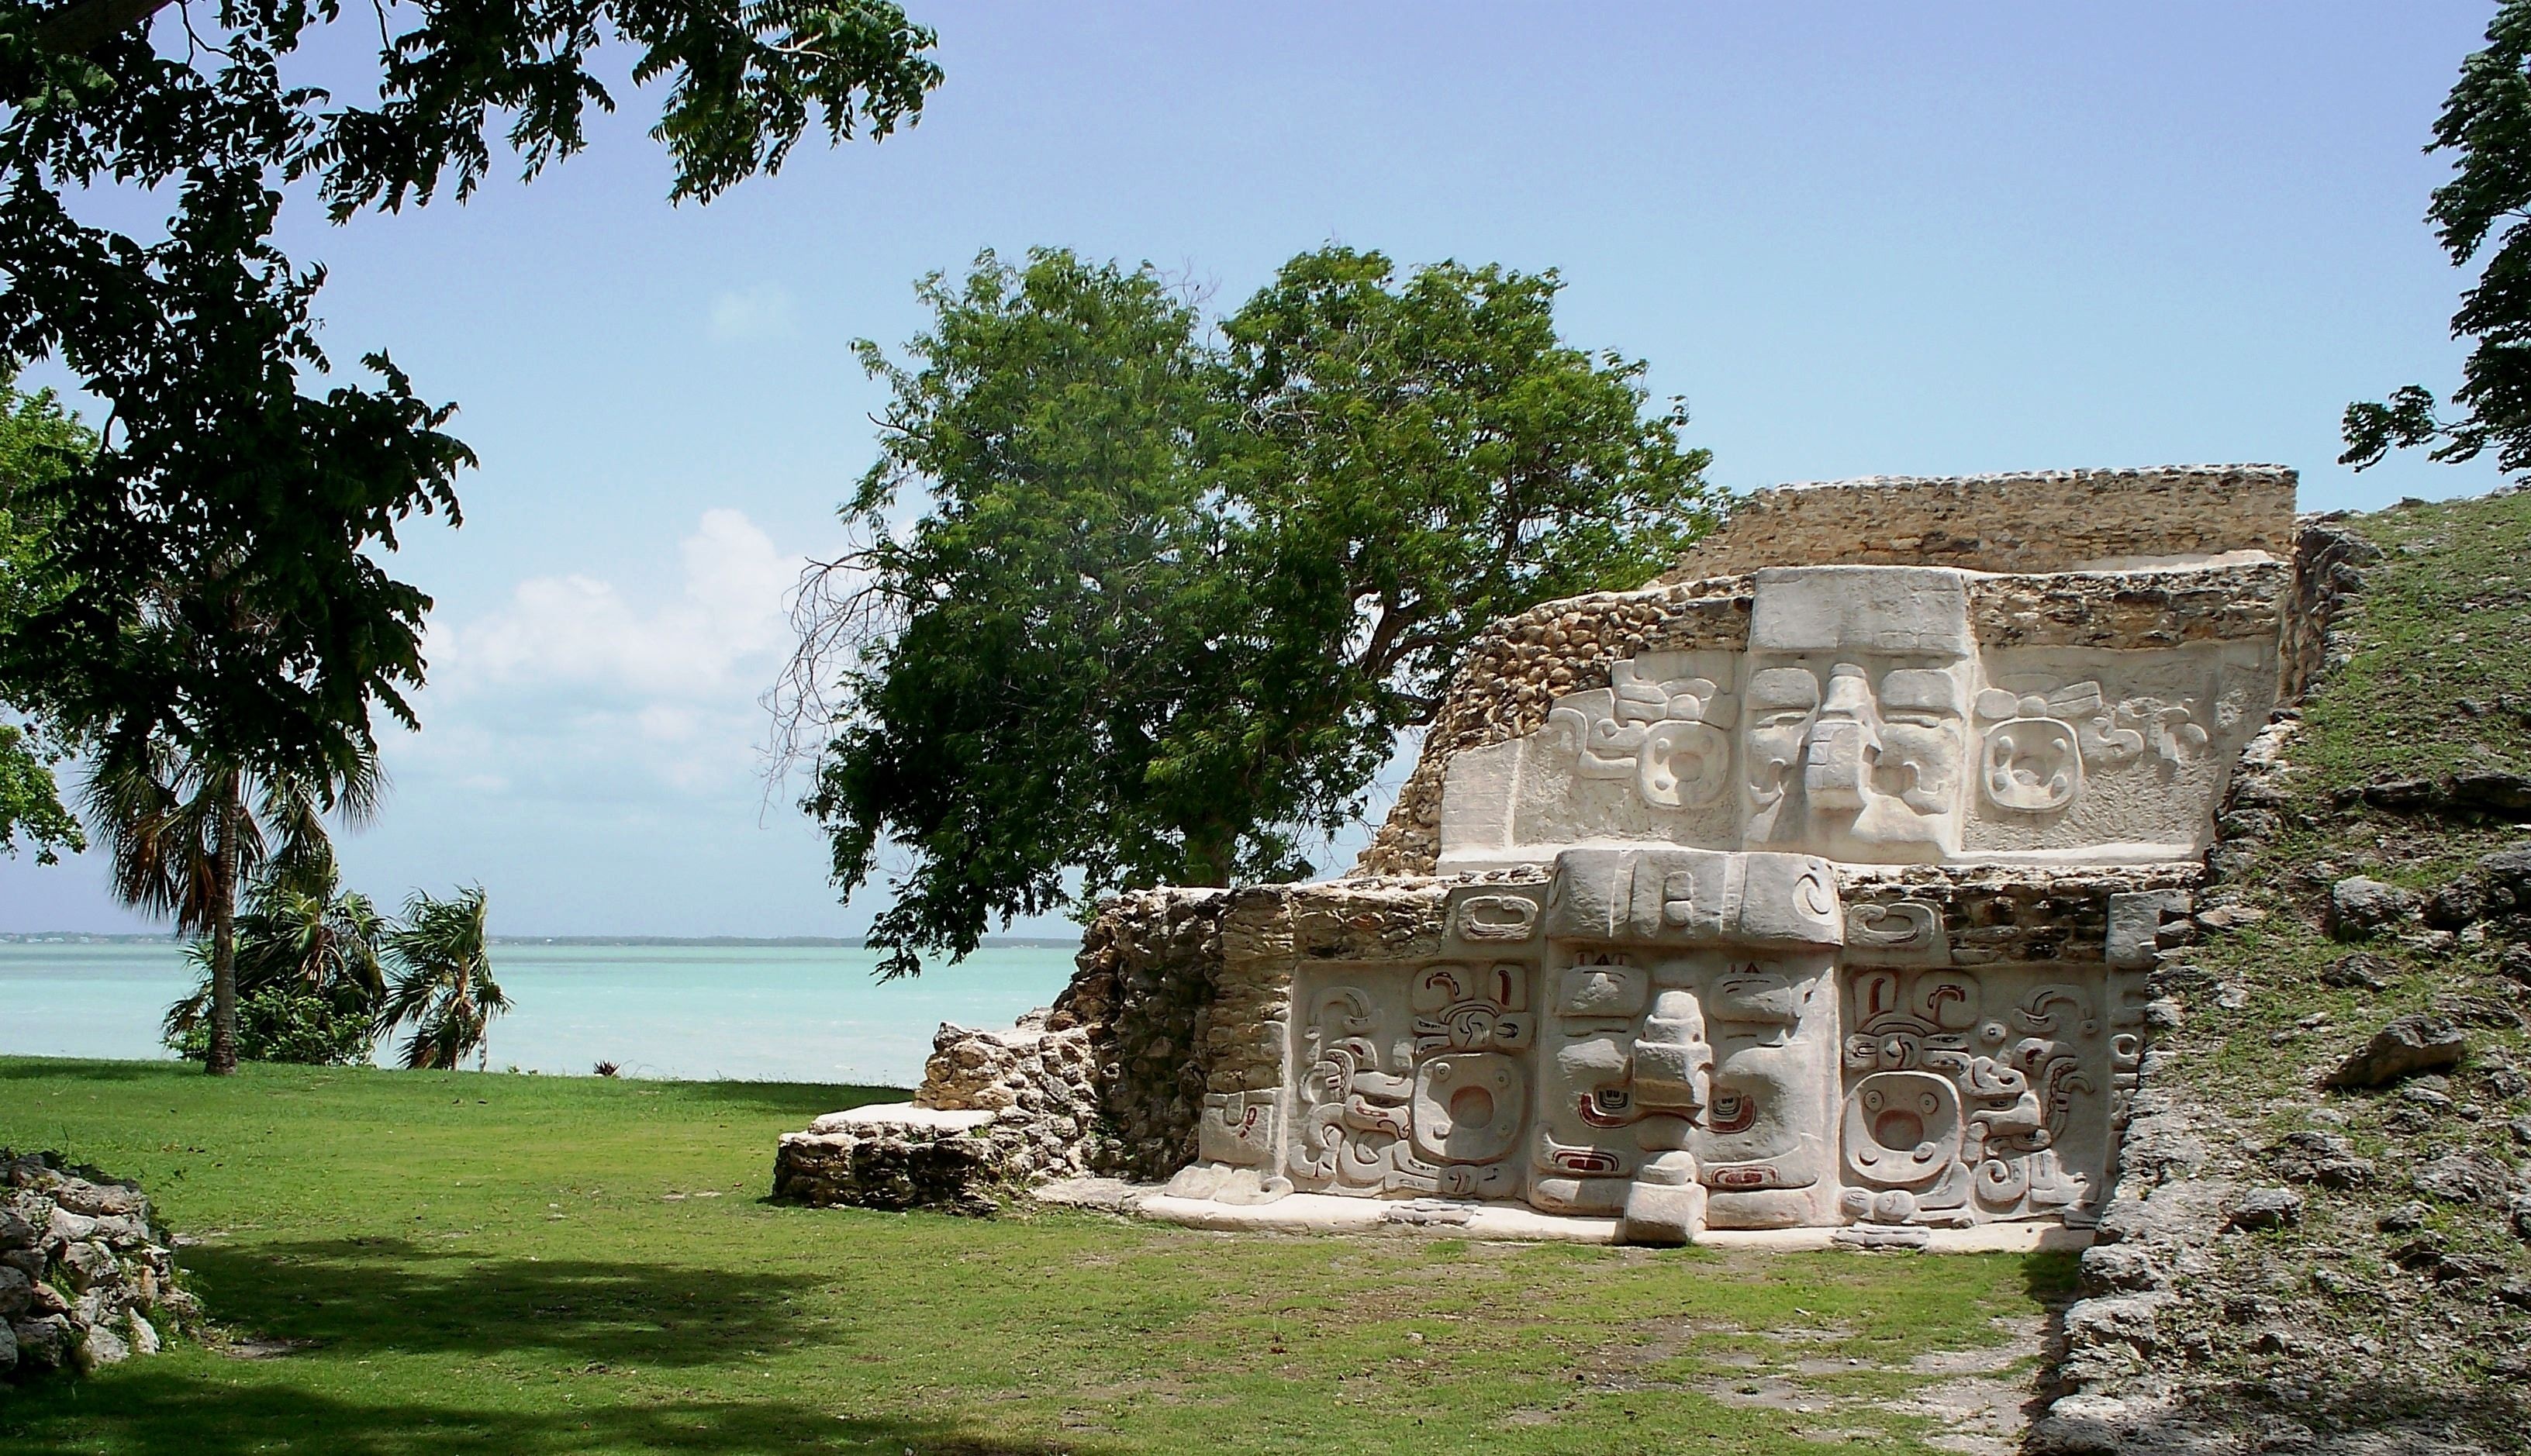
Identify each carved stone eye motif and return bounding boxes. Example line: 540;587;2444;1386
1981;718;2081;812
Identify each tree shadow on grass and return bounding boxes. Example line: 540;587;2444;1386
2018;1247;2083;1305
664;1080;907;1121
0;1368;1118;1456
0;1056;181;1083
179;1238;830;1368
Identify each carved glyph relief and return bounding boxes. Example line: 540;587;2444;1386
1158;850;2122;1242
1546;658;1738;809
1836;967;2106;1228
1288;960;1536;1201
1436;565;2278;872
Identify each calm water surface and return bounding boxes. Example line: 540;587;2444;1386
0;942;1078;1087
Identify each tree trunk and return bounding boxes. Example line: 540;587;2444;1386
1183;826;1233;889
467;978;486;1072
205;776;241;1076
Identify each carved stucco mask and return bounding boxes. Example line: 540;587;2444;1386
1858;668;1966;844
1745;663;1966;852
1742;668;1820;834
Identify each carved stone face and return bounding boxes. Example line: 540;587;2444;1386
1742;663;1967;859
1708;964;1802;1028
1742;668;1820;838
1858;668;1966;846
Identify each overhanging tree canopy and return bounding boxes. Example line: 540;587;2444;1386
776;246;1719;979
2344;0;2531;474
0;0;938;1064
0;0;939;764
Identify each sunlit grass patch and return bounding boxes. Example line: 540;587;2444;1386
0;1056;2067;1454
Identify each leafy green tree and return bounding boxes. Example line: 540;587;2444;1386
377;885;506;1071
2345;0;2531;474
1222;247;1717;733
0;375;92;864
85;736;379;1073
781;247;1716;978
164;870;389;1066
167;984;375;1067
0;724;77;862
0;0;941;957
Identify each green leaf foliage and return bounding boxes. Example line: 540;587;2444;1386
0;721;78;861
2344;0;2531;474
0;0;938;791
164;871;391;1064
0;371;88;863
0;0;931;1061
802;246;1718;978
167;984;377;1066
376;884;506;1071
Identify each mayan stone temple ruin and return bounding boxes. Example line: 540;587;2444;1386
777;465;2319;1250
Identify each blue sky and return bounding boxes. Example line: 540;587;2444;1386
4;1;2515;937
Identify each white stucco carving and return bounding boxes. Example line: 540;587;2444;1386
1152;480;2284;1245
1438;564;2277;874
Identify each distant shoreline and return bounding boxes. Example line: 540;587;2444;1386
0;933;1082;950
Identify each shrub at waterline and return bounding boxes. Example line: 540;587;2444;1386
161;879;506;1069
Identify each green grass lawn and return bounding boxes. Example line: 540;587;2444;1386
0;1057;2072;1454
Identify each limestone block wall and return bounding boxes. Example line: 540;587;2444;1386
1354;582;1752;877
2;1151;196;1378
2282;515;2383;702
1655;466;2298;581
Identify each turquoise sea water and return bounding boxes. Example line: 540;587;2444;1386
0;941;1079;1087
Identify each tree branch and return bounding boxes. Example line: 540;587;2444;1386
32;0;178;57
1355;595;1431;681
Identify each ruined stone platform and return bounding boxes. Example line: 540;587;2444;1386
777;467;2312;1251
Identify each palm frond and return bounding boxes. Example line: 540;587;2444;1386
375;885;500;1069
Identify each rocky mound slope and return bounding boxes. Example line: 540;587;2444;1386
2035;489;2531;1454
3;1150;195;1379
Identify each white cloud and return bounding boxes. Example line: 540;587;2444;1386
403;509;803;806
708;285;797;343
434;508;793;702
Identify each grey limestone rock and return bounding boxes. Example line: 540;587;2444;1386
2377;1202;2431;1233
2062;1291;2176;1358
0;1151;189;1383
2427;847;2531;927
2409;1164;2510;1205
2324;1015;2467;1089
57;1240;119;1292
2328;877;2415;940
74;1319;127;1370
10;1314;70;1370
2450;772;2531;816
2079;1240;2170;1292
2320;952;2395;991
2267;1130;2372;1189
2227;1187;2304;1230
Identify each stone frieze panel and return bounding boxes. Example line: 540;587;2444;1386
1440;565;2279;871
1160;852;2124;1244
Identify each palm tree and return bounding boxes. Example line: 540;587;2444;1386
377;885;507;1071
86;733;380;1074
162;871;389;1059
